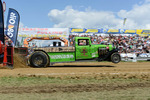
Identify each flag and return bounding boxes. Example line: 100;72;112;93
5;8;20;45
123;18;127;25
0;0;4;43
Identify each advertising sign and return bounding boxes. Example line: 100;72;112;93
19;28;69;38
107;29;119;34
70;28;85;33
85;29;100;33
70;28;150;36
5;8;20;45
70;28;105;33
137;30;150;36
124;30;136;34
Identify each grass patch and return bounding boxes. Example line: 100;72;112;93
0;76;150;100
0;76;148;87
0;88;150;100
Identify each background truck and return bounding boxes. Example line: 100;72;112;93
28;37;121;67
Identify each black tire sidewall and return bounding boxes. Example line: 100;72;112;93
111;53;121;63
30;52;48;68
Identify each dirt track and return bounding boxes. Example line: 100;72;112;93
0;62;150;78
0;62;150;94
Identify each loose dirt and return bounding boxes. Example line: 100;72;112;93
0;62;150;78
13;54;29;68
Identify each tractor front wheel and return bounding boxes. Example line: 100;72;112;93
111;53;121;63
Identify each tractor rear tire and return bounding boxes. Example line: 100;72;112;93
30;52;49;68
111;53;121;63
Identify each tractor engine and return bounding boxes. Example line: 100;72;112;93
98;48;108;56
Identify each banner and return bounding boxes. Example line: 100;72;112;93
100;28;108;33
107;29;119;34
70;28;105;33
136;29;150;36
124;30;136;34
85;29;100;33
70;28;150;36
70;28;85;33
70;28;136;34
0;0;4;43
5;8;20;45
119;29;125;33
19;28;69;38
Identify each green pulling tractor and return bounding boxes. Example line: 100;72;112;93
26;37;121;67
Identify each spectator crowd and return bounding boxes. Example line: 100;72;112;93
69;34;150;54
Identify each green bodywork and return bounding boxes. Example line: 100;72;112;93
48;52;75;62
47;37;114;63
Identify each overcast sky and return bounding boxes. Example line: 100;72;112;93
3;0;150;29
